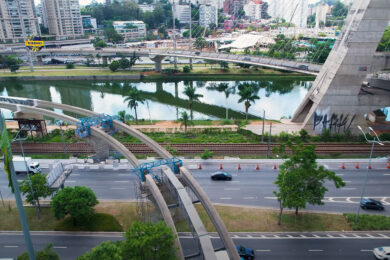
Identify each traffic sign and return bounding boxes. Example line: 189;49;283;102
25;36;44;52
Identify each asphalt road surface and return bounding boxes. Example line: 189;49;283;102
0;231;389;260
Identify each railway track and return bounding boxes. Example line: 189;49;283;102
10;142;390;156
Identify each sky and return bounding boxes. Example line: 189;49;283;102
35;0;320;6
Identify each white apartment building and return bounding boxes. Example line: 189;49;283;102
43;0;83;39
0;0;40;42
266;0;308;28
113;21;146;42
315;3;328;28
244;0;267;21
199;4;217;27
174;5;191;24
139;4;155;12
38;3;49;29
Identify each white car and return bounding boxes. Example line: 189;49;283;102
374;247;390;259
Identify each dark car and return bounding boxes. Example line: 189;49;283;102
360;198;384;210
211;171;232;181
236;245;255;260
298;64;309;71
195;51;201;55
244;57;251;61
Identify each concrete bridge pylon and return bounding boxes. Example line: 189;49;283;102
292;0;390;135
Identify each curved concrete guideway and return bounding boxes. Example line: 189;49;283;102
0;96;240;259
0;102;184;260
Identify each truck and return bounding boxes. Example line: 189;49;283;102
13;157;41;174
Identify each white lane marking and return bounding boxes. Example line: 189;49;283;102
336;174;344;176
110;188;126;190
4;245;18;248
256;249;271;252
378;234;389;238
341;188;356;190
220;197;232;200
65;180;75;183
360;249;372;252
53;246;67;249
344;181;352;183
323;164;329;169
308;249;323;252
71;174;80;176
231;181;240;183
243;197;255;200
224;188;240;191
384;174;390;176
114;181;129;183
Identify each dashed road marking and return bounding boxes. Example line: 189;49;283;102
114;181;129;183
360;249;372;252
224;188;240;191
243;197;255;200
384;174;390;176
308;249;323;252
220;197;232;200
344;181;352;183
4;245;18;248
341;188;356;190
71;174;80;176
53;246;67;249
110;188;126;190
336;174;344;176
65;180;75;183
256;249;271;252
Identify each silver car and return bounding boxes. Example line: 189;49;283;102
374;247;390;259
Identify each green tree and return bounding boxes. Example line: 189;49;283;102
51;186;98;225
1;55;22;72
306;39;333;63
17;244;60;260
207;83;235;120
92;37;107;48
200;148;213;159
331;1;348;17
121;221;176;260
119;57;130;70
66;62;75;69
104;27;124;43
273;142;345;225
109;60;120;72
218;61;229;69
117;110;133;123
77;241;122;260
182;65;191;73
124;87;145;124
178;111;193;134
20;173;53;211
193;37;208;50
377;26;390;52
183;84;203;120
237;82;260;121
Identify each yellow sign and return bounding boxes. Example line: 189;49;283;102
25;40;44;47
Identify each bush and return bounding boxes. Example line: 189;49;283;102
9;64;19;72
66;63;75;69
299;129;309;142
200;148;214;159
344;213;390;230
183;65;191;73
54;213;122;232
109;60;120;72
17;244;60;260
380;132;390;141
161;68;180;75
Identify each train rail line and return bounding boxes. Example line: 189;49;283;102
10;143;390;156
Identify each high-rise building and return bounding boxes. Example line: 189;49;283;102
315;3;329;28
174;5;191;24
0;0;40;43
38;3;49;29
223;0;245;17
244;0;268;21
266;0;308;28
199;4;218;27
43;0;83;39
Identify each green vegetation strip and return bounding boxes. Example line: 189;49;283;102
54;213;122;232
344;213;390;231
0;70;138;77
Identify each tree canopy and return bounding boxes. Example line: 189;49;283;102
20;173;53;211
377;26;390;52
17;244;60;260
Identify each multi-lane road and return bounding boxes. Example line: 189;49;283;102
0;231;389;260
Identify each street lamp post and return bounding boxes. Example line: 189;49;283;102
355;126;384;222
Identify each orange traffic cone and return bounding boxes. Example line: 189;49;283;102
368;163;372;170
256;164;260;170
220;163;223;170
273;164;277;170
355;163;359;169
341;163;346;170
238;164;241;170
198;163;202;170
386;162;390;169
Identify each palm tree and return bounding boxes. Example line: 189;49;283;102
207;83;236;120
178;111;193;134
237;82;260;121
124;87;145;124
117;110;133;123
183;84;203;120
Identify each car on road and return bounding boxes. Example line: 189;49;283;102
360;198;384;210
243;57;251;61
211;171;232;181
236;245;255;260
298;64;309;71
195;60;204;63
373;246;390;259
195;51;201;55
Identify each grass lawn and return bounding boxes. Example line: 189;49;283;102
344;213;390;231
54;213;122;232
0;70;138;77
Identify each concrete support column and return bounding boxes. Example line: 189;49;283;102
86;135;110;161
150;55;165;72
102;56;108;64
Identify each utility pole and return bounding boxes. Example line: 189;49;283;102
261;110;265;143
189;1;193;69
0;111;36;260
172;1;178;69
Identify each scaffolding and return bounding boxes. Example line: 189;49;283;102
75;114;115;138
133;157;183;182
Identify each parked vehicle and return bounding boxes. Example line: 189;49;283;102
195;51;201;55
211;171;232;181
244;57;251;61
13;157;41;174
360;198;384;210
373;247;390;259
236;245;255;260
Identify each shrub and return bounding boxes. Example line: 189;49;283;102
17;244;59;260
183;65;191;73
299;129;309;142
200;148;214;159
66;63;75;69
9;64;19;72
161;68;180;75
109;60;120;72
344;213;390;230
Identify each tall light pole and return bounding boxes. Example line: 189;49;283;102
0;111;36;260
172;0;178;69
189;1;193;69
355;125;384;222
